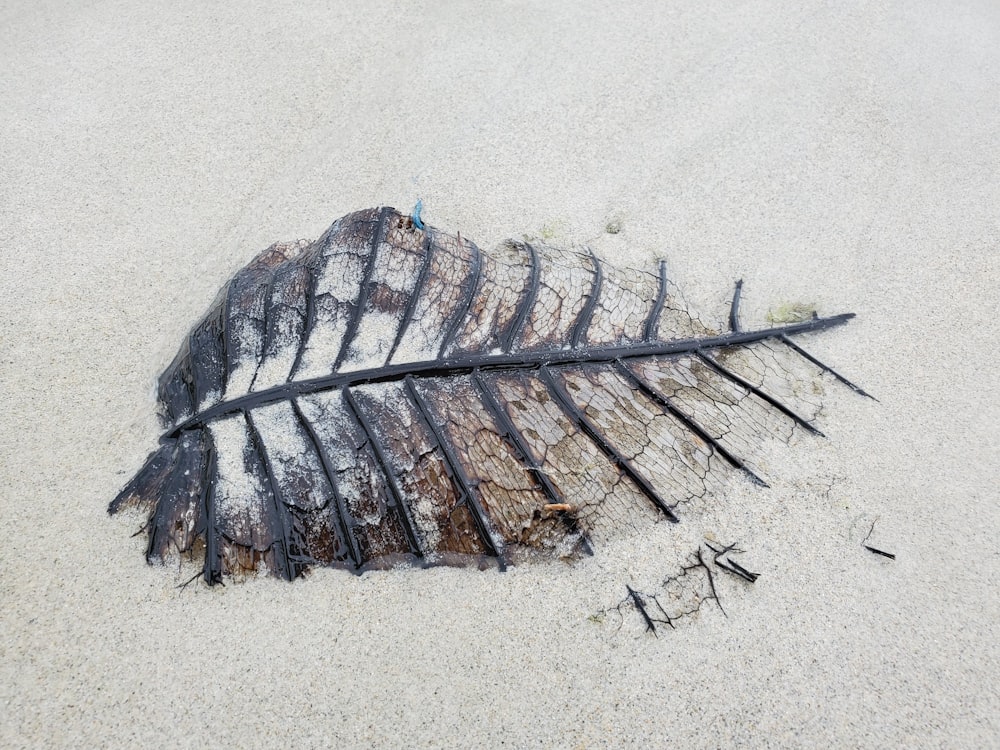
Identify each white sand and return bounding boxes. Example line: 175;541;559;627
2;1;998;746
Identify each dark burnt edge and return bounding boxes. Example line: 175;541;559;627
224;262;270;388
290;397;362;570
437;238;483;359
729;279;744;333
187;297;227;409
144;434;209;562
244;410;296;581
159;347;195;425
501;241;540;353
613;359;768;487
403;375;506;567
218;272;233;396
778;334;875;400
386;231;435;364
626;585;657;634
333;207;394;373
168;313;855;437
109;439;175;514
341;386;424;559
537;365;680;523
219;268;238;388
174;352;196;424
643;260;668;342
471;369;591;553
141;440;181;557
694;350;826;437
569;248;603;349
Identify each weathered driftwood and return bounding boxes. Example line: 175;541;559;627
111;207;866;583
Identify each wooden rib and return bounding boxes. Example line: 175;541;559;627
222;279;239;384
437;238;483;358
694;350;825;436
290;397;362;569
246;265;284;393
286;260;317;382
501;241;540;353
612;359;768;486
245;410;295;581
778;334;875;399
569;248;603;348
537;365;679;523
341;387;424;558
386;231;435;363
333;206;393;373
729;278;871;398
643;260;668;342
470;369;568;510
403;375;505;565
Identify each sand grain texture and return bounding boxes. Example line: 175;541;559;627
2;1;998;747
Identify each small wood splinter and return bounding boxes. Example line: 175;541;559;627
864;546;896;559
543;503;575;513
626;585;657;635
861;520;896;560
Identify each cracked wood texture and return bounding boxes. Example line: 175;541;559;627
110;207;862;583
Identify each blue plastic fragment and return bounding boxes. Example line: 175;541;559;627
412;199;424;230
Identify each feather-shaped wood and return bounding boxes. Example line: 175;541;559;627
110;207;867;583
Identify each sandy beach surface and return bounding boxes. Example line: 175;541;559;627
2;2;998;747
